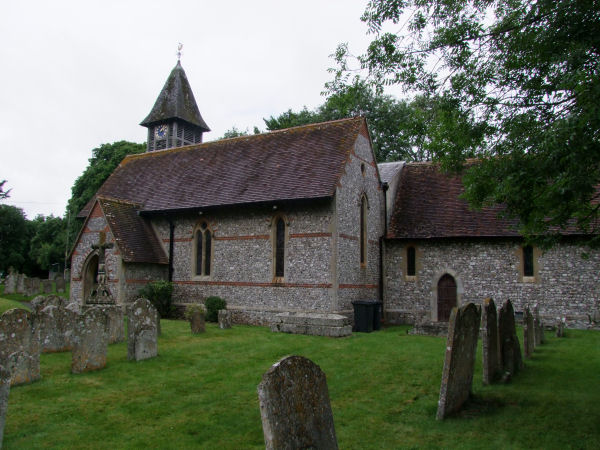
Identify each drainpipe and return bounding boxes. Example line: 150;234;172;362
379;182;389;314
168;219;175;282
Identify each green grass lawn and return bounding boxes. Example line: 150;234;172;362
0;298;30;314
2;321;599;449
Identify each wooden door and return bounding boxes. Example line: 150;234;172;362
437;274;457;322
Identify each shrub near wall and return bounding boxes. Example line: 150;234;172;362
138;281;174;318
205;296;226;322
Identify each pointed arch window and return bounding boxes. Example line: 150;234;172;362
195;222;212;276
360;195;368;267
274;217;286;279
523;245;534;277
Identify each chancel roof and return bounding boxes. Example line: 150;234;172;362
80;117;366;217
140;61;210;131
388;162;520;239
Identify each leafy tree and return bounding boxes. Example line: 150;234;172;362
0;205;32;274
65;141;145;244
0;180;10;200
265;79;432;162
219;126;261;140
330;0;600;245
29;215;66;271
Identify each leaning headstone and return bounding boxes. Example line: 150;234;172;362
3;269;17;294
127;298;158;361
498;300;523;378
523;306;535;358
0;365;10;447
71;307;108;374
436;303;481;420
0;308;40;386
37;304;77;353
258;355;338;450
55;276;66;294
15;274;25;295
218;309;232;329
482;298;501;385
41;280;53;294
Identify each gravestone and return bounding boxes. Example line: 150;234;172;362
41;280;53;294
95;305;125;344
523;307;535;358
55;276;66;294
0;365;10;448
258;355;338;450
127;298;158;361
436;303;481;420
15;274;25;295
482;298;501;385
71;307;108;374
533;304;543;346
498;300;523;378
190;311;205;334
0;308;40;386
556;318;566;337
218;309;232;329
37;304;77;353
3;269;17;294
31;294;65;314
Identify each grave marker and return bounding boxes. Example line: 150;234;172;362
127;298;158;361
498;300;523;377
523;306;535;358
218;310;232;329
0;365;10;448
0;309;40;386
258;355;338;449
37;304;77;353
482;298;501;385
71;307;108;374
436;303;481;420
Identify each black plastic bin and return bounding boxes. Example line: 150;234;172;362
352;300;383;332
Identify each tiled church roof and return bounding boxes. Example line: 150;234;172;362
388;162;521;239
98;197;168;264
81;117;366;217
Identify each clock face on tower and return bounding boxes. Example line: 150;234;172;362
155;124;168;139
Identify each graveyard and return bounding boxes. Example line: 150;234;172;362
0;298;598;449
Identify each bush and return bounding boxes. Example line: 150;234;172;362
184;303;205;321
138;281;174;318
204;296;226;322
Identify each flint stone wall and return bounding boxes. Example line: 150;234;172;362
0;365;10;447
71;307;108;373
258;355;338;450
127;298;158;361
436;303;481;420
0;309;40;386
384;239;600;328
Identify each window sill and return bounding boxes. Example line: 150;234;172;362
521;276;536;283
404;275;417;282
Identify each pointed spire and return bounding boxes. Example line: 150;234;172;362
140;61;210;132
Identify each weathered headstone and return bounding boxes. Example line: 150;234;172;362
0;365;10;448
127;298;158;361
498;300;523;378
533;304;543;346
218;309;232;329
556;318;566;337
436;303;481;420
482;298;501;385
55;276;66;294
71;307;108;374
0;308;40;386
523;306;535;358
3;269;17;294
37;304;77;353
94;305;125;344
30;294;65;314
258;355;338;450
190;311;205;334
15;274;25;295
41;280;53;294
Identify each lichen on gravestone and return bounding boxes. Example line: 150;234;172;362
71;307;109;374
482;298;501;385
257;355;338;449
498;300;523;378
0;364;10;447
127;298;158;361
0;308;40;386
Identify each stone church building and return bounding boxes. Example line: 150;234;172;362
69;61;600;328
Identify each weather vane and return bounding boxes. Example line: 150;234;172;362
177;43;183;61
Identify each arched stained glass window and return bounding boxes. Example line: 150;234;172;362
195;223;212;276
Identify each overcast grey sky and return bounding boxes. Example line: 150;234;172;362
0;0;382;219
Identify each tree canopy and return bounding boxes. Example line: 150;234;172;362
330;0;600;246
0;180;10;200
0;205;33;274
65;141;145;244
